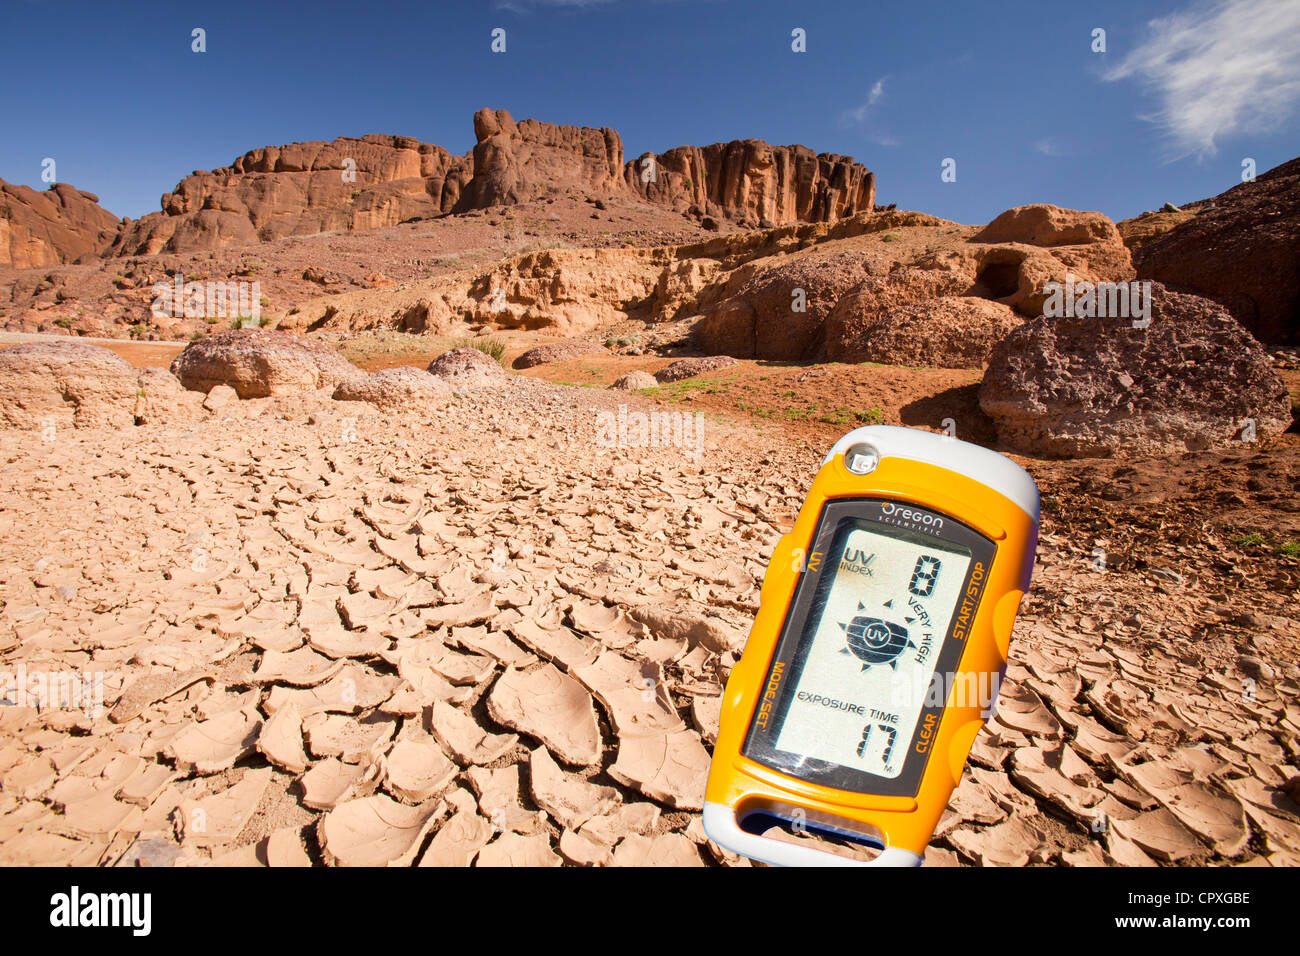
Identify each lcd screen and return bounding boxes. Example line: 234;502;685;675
770;521;973;780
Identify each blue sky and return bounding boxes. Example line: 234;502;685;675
3;0;1298;225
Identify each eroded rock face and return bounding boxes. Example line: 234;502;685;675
512;341;609;369
456;108;625;210
114;135;472;256
833;295;1021;368
697;250;886;360
1132;157;1300;345
980;283;1292;457
169;329;358;398
823;267;973;360
626;140;874;226
0;180;121;268
333;366;451;411
0;341;139;429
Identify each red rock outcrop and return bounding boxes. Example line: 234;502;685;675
625;140;873;226
1132;157;1300;345
113;135;472;256
103;109;875;257
0;180;121;268
455;108;624;210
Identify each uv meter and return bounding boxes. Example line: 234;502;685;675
703;426;1039;866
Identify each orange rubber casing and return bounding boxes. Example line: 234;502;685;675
705;447;1037;860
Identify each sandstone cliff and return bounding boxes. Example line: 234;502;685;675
624;140;874;226
454;108;625;209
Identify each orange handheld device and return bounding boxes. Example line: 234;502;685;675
704;426;1038;866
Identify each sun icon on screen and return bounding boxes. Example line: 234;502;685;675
839;600;917;670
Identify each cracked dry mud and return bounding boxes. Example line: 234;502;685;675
0;372;1297;867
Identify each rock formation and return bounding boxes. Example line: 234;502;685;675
113;135;472;256
333;366;452;410
1131;157;1300;344
455;108;624;210
979;283;1292;457
654;355;737;383
426;347;506;384
692;204;1131;364
625;140;873;227
512;341;610;369
0;341;140;429
0;341;202;429
0;179;121;268
833;295;1021;369
169;328;358;397
97;109;875;257
609;370;657;390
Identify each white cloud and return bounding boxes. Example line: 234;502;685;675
840;77;889;126
1105;0;1300;157
1033;138;1060;156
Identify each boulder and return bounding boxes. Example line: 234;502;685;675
834;296;1021;368
979;284;1292;458
1132;156;1300;344
969;243;1134;317
697;250;887;360
654;355;737;383
203;384;237;411
971;205;1120;247
169;329;357;398
0;341;139;430
512;341;609;370
333;365;452;410
426;348;506;384
824;267;972;359
967;205;1135;317
609;370;658;390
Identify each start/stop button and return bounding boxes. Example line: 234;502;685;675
843;443;880;475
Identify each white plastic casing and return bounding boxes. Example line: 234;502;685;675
823;425;1040;523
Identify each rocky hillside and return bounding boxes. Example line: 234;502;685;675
1130;157;1300;345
